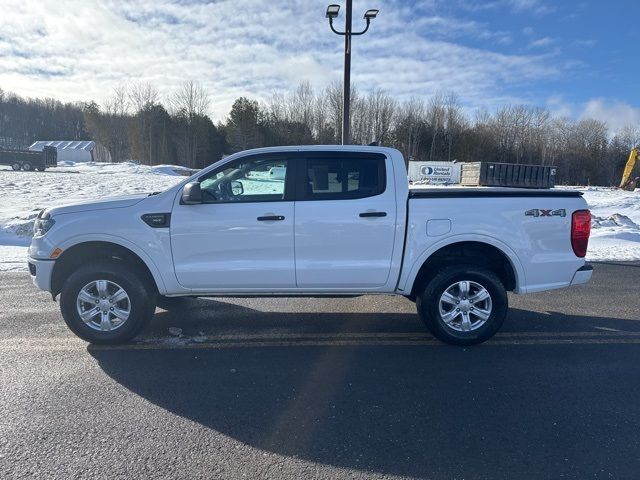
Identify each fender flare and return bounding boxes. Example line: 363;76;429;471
399;233;527;294
57;234;168;295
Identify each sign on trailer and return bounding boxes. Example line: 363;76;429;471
408;161;461;184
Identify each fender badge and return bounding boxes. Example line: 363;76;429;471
525;209;566;217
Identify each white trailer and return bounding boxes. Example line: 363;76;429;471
408;161;461;185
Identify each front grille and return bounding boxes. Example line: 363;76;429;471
28;262;36;276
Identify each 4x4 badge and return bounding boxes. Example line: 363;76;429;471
525;209;566;217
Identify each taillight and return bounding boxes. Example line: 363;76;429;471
571;210;591;257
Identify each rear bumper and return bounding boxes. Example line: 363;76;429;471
570;264;593;286
28;257;55;292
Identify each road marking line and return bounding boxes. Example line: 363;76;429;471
594;326;622;332
3;329;640;346
72;337;640;350
2;336;640;352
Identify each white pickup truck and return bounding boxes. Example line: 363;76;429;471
28;146;592;345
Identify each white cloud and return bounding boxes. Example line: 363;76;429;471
529;37;553;48
580;99;640;134
0;0;566;120
508;0;555;15
461;0;554;15
546;96;640;133
546;95;573;118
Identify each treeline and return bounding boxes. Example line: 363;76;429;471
1;82;638;184
0;82;225;170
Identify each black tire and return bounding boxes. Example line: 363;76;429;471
36;166;45;172
59;261;156;344
416;265;507;346
11;163;21;171
156;295;192;311
22;162;32;171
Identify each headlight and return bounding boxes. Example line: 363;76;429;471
33;211;55;237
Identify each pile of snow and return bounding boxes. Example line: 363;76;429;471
589;213;640;262
576;187;640;262
1;163;639;272
150;164;198;177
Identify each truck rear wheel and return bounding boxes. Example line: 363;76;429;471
11;162;21;171
416;265;507;346
59;261;156;344
21;162;32;171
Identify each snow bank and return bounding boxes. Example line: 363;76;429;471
151;164;198;176
1;162;639;272
586;202;640;260
558;186;640;261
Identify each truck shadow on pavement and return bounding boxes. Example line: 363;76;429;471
142;296;640;338
87;299;640;478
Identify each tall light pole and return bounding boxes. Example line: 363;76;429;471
326;2;379;145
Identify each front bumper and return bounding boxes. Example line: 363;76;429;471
570;264;593;286
28;257;55;292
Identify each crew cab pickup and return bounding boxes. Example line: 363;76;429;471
28;146;592;345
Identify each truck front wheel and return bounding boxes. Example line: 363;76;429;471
416;266;507;346
59;261;156;344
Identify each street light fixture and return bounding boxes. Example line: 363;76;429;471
326;1;379;145
364;9;379;19
326;4;340;18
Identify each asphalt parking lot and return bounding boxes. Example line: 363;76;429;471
1;262;639;479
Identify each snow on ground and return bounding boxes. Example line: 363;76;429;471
0;162;639;272
566;186;640;262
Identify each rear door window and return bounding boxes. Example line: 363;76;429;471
300;154;386;200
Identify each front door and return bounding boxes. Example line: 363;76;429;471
171;154;295;290
294;152;397;289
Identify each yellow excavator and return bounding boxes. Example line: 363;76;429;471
619;148;639;190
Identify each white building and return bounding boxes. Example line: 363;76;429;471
29;140;112;163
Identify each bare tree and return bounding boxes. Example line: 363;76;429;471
104;86;130;116
170;80;210;119
325;81;344;143
170;81;212;168
615;125;640;149
393;98;425;162
128;83;160;113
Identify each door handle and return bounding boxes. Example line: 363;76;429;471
257;215;285;221
359;211;387;218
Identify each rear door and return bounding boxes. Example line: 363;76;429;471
294;152;397;289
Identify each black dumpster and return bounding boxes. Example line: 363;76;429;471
460;162;556;188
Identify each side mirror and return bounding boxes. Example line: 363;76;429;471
182;182;202;204
231;180;244;196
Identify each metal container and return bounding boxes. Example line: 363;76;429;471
460;162;556;188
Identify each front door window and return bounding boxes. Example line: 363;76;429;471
199;158;289;203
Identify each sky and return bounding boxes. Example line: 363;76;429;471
0;0;638;131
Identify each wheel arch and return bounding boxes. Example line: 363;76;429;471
403;237;525;296
51;238;166;298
